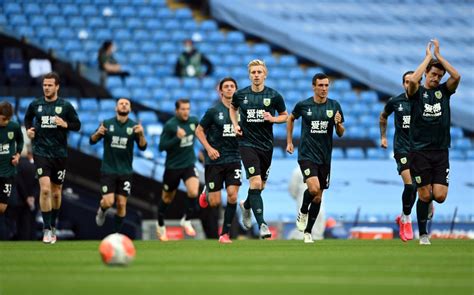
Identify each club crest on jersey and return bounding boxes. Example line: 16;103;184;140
7;132;14;140
209;182;215;190
164;184;169;191
248;167;255;174
435;91;442;99
304;168;310;176
37;105;43;112
190;123;196;131
37;168;43;175
400;157;407;164
218;112;224;120
263;98;271;107
126;127;133;135
55;106;62;114
326;110;334;118
415;176;421;184
102;186;108;193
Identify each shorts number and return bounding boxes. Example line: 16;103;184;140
123;181;131;194
3;184;12;197
57;170;66;181
234;169;242;180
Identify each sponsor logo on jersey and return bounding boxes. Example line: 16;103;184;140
222;124;236;137
0;144;10;155
111;136;128;149
423;103;442;117
263;98;271;107
55;106;62;114
326;110;333;118
402;116;410;128
7;132;14;140
179;135;194;147
246;109;265;123
435;91;443;99
40;116;57;128
310;120;329;134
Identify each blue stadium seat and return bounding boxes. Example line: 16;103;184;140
252;43;271;55
449;150;465;160
152;89;169;100
279;55;298;67
24;3;41;14
171;89;189;100
200;20;218;31
145;19;162;30
68;133;82;149
453;138;472;151
175;8;193;19
4;3;22;14
206;31;226;43
332;148;345;159
366;148;388;159
360;90;379;103
133;157;156;177
346;148;365;159
80;4;100;17
163;19;181;30
227;31;245;43
137;111;158;124
98;111;116;122
99;99;117;111
82;122;99;135
138;7;155;18
63;4;80;16
450;127;464;139
44;4;60;15
9;14;28;26
182;78;201;90
157;9;174;19
345;126;367;139
146;123;164;137
18;97;35;111
332;79;352;92
80;98;99;112
119;7;137;18
163;77;181;89
30;16;47;27
466;150;474;160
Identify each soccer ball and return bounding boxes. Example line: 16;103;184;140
99;233;136;266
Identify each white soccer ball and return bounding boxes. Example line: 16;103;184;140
99;233;136;266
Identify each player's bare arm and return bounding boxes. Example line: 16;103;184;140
195;125;220;160
432;39;461;93
335;111;344;137
408;42;432;97
379;111;389;148
286;113;296;154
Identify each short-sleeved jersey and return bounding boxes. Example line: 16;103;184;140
409;82;453;151
383;93;411;154
0;121;24;177
199;101;241;165
231;86;286;151
90;117;146;175
24;97;81;158
292;97;344;165
159;116;199;169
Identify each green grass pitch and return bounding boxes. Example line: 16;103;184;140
0;239;472;295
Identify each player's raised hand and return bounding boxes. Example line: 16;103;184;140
133;121;144;136
380;137;388;149
334;111;342;125
54;116;68;128
286;142;294;154
97;122;107;136
176;126;186;139
207;146;220;160
27;127;35;139
425;41;433;58
431;38;440;58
